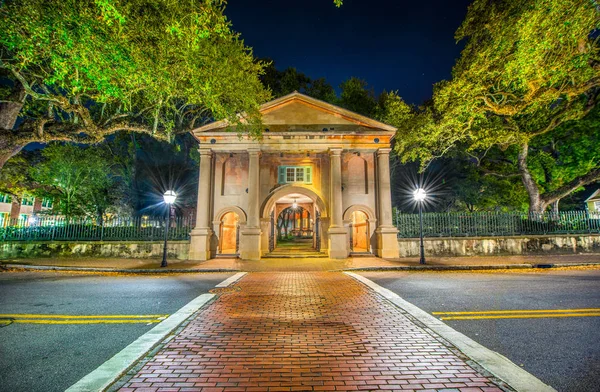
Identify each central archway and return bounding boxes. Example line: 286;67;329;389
261;185;328;255
261;185;328;219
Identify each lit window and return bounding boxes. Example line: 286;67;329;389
18;214;28;226
0;212;8;227
278;166;312;184
595;201;600;211
21;195;34;206
286;167;295;182
42;198;53;208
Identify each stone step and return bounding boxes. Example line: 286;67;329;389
263;252;328;259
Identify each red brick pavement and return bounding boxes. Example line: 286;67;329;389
119;272;505;392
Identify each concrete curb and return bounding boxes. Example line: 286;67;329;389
342;262;600;272
345;272;556;392
66;272;247;392
0;263;240;274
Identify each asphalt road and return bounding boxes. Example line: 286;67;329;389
359;269;600;392
0;271;234;392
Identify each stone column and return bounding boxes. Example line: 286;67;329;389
189;149;216;260
240;148;262;260
327;148;348;258
375;148;399;258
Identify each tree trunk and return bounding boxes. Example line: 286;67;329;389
517;142;547;214
0;142;26;170
0;82;26;170
0;82;25;130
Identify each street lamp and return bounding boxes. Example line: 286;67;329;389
162;190;177;267
413;188;426;264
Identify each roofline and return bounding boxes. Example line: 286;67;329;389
585;188;600;202
191;91;398;134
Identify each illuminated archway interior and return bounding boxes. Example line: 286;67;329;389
219;212;239;254
351;210;369;252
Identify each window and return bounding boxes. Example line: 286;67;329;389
42;198;53;208
0;212;8;227
278;166;312;184
595;201;600;212
21;195;34;206
0;193;11;204
18;214;28;226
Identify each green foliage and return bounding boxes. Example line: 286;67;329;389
393;0;600;211
260;61;337;103
527;107;600;192
395;0;600;161
31;144;117;217
0;0;269;161
0;153;35;200
338;77;377;116
305;78;337;103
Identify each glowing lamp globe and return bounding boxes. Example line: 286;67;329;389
163;190;177;204
413;188;426;202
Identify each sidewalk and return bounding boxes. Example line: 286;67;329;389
1;253;599;272
116;272;507;392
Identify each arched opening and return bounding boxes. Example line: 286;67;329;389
350;210;369;252
265;190;324;255
276;205;312;243
219;211;239;255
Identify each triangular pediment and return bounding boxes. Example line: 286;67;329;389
261;100;358;126
192;91;396;133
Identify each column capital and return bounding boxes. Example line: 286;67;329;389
248;148;261;157
329;147;343;156
198;148;213;157
376;148;392;156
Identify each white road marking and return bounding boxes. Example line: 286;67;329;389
344;272;557;392
66;272;246;392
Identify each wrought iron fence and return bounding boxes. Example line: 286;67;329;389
394;210;600;238
0;214;194;242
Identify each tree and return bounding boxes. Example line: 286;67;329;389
0;152;38;205
338;77;377;117
394;0;600;213
305;78;337;103
32;144;117;218
0;0;269;169
260;61;336;103
260;62;311;98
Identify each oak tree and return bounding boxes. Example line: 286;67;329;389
394;0;600;213
0;0;269;169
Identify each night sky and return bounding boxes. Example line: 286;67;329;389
225;0;473;105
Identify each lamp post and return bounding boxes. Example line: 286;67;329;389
413;188;426;264
162;190;177;268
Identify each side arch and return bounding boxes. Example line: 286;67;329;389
214;206;247;225
343;204;377;222
261;185;328;219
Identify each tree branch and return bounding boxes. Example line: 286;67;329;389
541;167;600;206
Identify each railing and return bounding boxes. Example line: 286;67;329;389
394;210;600;238
0;215;194;242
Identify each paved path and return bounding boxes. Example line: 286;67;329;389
359;270;600;392
119;272;503;391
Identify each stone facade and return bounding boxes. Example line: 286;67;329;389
0;241;189;259
188;92;399;260
2;234;597;260
398;234;600;257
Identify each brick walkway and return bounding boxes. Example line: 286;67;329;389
119;273;504;392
